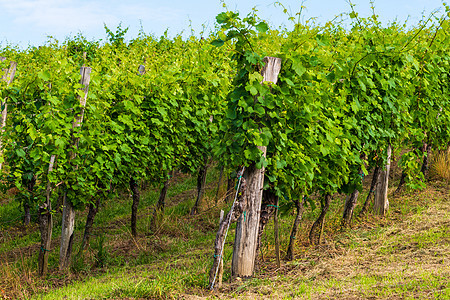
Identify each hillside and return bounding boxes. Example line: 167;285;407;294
0;167;448;299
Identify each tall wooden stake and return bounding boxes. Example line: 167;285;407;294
231;57;281;278
59;66;91;269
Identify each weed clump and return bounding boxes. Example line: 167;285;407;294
430;148;450;182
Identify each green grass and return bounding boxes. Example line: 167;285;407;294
33;261;209;299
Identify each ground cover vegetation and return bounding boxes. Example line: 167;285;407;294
0;1;449;299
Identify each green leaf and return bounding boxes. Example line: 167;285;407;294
276;159;287;169
284;77;294;86
260;132;271;146
255;22;269;33
326;71;336;82
151;118;163;126
211;39;225;47
156;106;168;120
16;149;26;158
254;105;265;116
249;85;258;96
255;155;268;169
120;144;132;153
141;136;149;145
244;149;253;159
226;108;237;119
216;12;228;24
226;30;240;39
55;137;65;148
244;51;260;65
292;60;306;76
38;70;51;81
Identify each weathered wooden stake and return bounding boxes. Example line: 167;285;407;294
209;171;246;290
59;66;91;269
374;144;392;216
231;56;281;278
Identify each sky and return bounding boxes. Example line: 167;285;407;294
0;0;447;48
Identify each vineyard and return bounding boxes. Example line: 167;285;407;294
1;3;450;299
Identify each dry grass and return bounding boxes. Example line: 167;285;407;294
0;257;37;299
430;148;450;182
213;184;450;299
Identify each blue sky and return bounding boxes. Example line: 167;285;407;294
0;0;446;47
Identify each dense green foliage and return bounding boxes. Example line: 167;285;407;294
0;30;234;212
212;5;450;206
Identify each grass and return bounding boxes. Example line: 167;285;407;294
0;163;449;299
232;183;449;300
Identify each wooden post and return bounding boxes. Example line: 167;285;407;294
374;144;392;215
231;57;281;278
38;155;56;276
209;171;246;290
0;58;17;170
59;66;91;269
